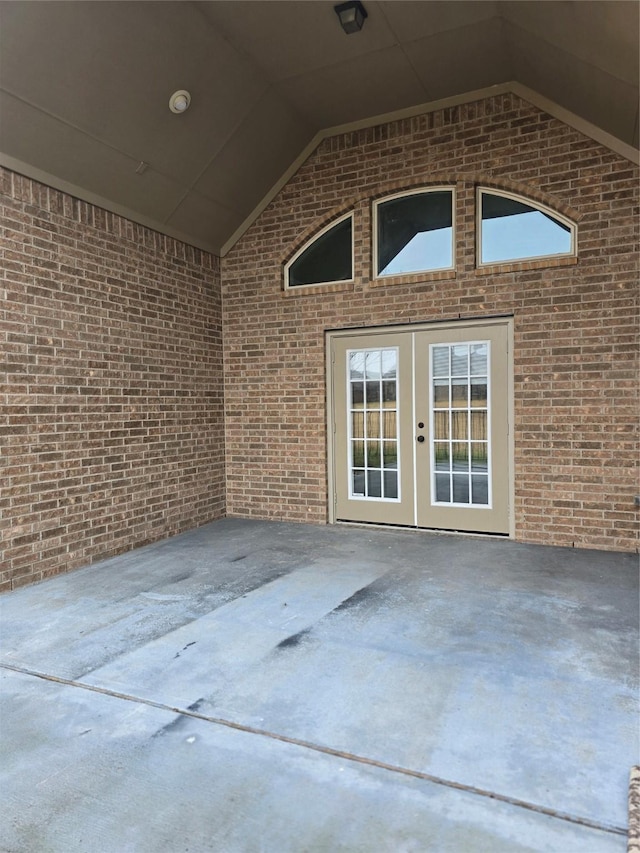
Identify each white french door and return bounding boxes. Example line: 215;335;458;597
329;319;512;535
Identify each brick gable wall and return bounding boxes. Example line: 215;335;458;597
222;94;639;552
1;169;225;590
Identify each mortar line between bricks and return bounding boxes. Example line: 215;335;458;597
2;661;627;838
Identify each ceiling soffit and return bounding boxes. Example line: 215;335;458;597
0;1;637;256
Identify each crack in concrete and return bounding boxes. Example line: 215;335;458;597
1;661;627;838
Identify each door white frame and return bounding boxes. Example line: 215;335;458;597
326;316;515;537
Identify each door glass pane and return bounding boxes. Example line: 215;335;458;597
384;471;398;499
451;345;468;376
452;442;468;471
471;442;488;472
365;351;381;379
351;412;364;438
383;441;398;469
452;474;469;503
432;346;449;377
382;380;396;404
451;410;467;440
383;411;397;438
367;470;382;498
433;411;449;440
433;380;449;407
367;412;381;439
434;443;450;471
451;381;468;408
470;343;488;375
348;348;399;501
366;381;380;404
352;470;365;495
471;378;487;408
349;351;365;380
470;411;487;441
351;382;364;406
472;475;489;505
382;350;397;378
431;341;491;507
435;473;450;502
367;441;381;467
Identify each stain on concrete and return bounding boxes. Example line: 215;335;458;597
331;583;380;613
152;698;205;738
276;629;312;650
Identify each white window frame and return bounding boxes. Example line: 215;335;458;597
284;212;354;290
372;186;456;279
476;187;577;268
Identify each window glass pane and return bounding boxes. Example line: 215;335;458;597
480;192;572;264
288;216;352;286
377;191;453;276
351;382;364;406
352;441;365;468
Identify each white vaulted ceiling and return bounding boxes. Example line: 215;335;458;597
0;1;637;255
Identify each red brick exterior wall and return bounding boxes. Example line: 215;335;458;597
222;94;639;552
1;169;225;591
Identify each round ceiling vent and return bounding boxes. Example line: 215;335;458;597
169;90;191;114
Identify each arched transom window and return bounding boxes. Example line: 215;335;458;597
285;212;354;289
477;188;576;266
373;188;455;278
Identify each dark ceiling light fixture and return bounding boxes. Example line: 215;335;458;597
334;1;368;34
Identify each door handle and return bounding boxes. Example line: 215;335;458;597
416;435;425;443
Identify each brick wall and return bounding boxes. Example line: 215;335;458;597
222;93;639;552
1;168;225;590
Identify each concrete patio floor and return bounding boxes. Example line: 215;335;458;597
1;518;637;852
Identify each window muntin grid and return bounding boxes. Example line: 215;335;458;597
348;347;400;501
430;341;491;507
